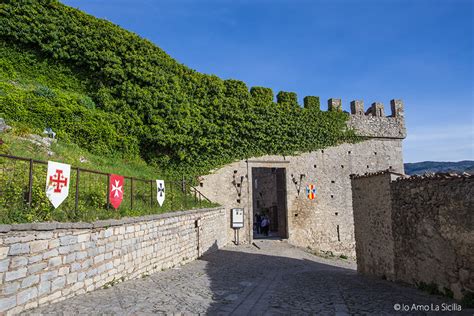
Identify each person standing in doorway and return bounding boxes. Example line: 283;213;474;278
261;216;270;236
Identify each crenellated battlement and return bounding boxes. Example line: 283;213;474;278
247;86;406;139
348;100;405;139
320;97;406;139
344;99;406;139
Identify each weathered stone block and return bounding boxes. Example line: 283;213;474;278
59;235;78;246
51;276;66;292
17;287;38;305
29;240;49;253
64;253;76;264
66;272;78;285
0;258;9;272
58;266;69;276
94;254;105;264
58;245;72;255
76;251;88;260
48;257;62;267
43;249;59;259
2;281;20;295
0;296;16;313
21;274;39;288
48;239;60;249
70;262;82;272
40;270;58;282
77;233;90;243
38;281;51;296
77;272;86;282
28;254;43;264
0;247;8;260
9;243;30;255
35;232;54;240
24;300;38;310
5;268;27;282
28;262;47;274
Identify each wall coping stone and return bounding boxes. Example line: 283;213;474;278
351;170;472;182
350;169;405;180
0;207;223;233
393;172;473;182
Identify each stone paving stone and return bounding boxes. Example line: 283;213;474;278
27;240;472;315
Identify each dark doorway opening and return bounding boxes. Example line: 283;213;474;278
252;167;288;239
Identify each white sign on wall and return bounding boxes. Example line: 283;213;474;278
231;208;244;228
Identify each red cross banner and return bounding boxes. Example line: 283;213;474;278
109;174;124;209
46;161;71;208
156;179;165;206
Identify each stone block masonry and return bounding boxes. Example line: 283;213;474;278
0;207;227;314
351;172;473;300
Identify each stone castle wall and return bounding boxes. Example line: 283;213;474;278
0;207;227;314
199;99;406;257
351;172;399;280
352;172;474;300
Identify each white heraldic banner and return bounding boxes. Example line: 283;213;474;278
156;179;165;206
46;161;71;208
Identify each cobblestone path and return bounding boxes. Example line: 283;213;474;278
28;240;471;315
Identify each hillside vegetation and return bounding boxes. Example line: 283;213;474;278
404;161;474;175
0;0;356;177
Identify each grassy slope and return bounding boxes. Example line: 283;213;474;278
0;42;158;179
0;44;216;224
0;1;355;177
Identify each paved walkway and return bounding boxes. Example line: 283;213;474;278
28;240;470;315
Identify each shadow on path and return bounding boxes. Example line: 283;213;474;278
201;241;469;315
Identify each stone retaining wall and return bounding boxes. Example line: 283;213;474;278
0;207;227;314
351;172;473;300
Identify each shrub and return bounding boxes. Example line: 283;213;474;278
34;85;56;98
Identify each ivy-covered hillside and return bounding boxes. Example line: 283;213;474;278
0;0;356;176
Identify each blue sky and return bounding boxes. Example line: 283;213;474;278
62;0;473;163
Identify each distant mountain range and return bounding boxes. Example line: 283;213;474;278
404;161;474;175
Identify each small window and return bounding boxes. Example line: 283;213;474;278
367;165;370;169
348;151;351;154
337;225;340;242
321;150;324;154
335;212;338;216
331;180;335;183
331;195;334;199
341;165;344;168
374;152;377;155
313;164;317;168
199;182;203;187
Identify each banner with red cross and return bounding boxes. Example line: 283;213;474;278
46;161;71;208
109;174;124;209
